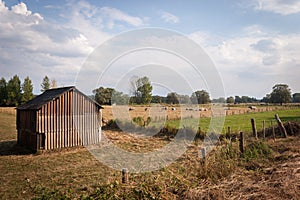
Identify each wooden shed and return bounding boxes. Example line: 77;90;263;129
16;86;103;151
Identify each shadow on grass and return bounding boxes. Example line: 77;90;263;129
0;140;34;156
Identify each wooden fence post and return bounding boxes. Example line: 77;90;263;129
227;126;231;136
239;132;245;154
262;120;266;140
287;121;294;135
275;114;287;138
251;118;258;139
122;168;129;184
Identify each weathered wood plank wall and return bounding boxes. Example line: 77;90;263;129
18;89;101;150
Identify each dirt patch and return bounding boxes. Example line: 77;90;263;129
103;130;170;153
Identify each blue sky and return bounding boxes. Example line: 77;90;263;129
0;0;300;98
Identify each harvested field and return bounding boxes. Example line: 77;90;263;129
102;105;296;123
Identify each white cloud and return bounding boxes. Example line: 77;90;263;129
0;0;8;12
0;0;147;94
160;11;179;24
11;2;32;16
189;27;300;97
254;0;300;15
0;0;103;93
100;7;144;28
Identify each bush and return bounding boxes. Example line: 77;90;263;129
132;116;144;127
242;141;273;162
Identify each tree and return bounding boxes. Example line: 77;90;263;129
166;92;179;104
226;96;235;104
151;95;162;103
235;96;242;104
191;90;210;104
112;91;129;105
178;94;191;104
293;93;300;103
131;76;152;104
93;87;129;105
93;87;115;105
41;76;50;92
270;84;292;105
262;94;271;103
22;76;34;103
212;97;225;103
0;78;7;106
234;95;258;103
7;75;22;106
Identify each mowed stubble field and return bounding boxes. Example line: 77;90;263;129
0;106;300;199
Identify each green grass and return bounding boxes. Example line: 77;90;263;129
162;108;300;134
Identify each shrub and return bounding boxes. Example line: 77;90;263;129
132;116;144;127
242;141;273;162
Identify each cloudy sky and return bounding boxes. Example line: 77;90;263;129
0;0;300;98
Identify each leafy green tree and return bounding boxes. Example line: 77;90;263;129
93;87;115;105
166;92;179;104
234;95;258;103
93;87;129;105
262;94;271;103
0;77;7;106
131;76;152;104
191;90;211;104
293;93;300;103
212;97;225;103
22;76;34;103
178;94;191;104
270;84;292;105
7;75;22;106
235;96;242;103
241;96;249;103
226;96;235;104
151;95;162;103
41;76;50;92
112;91;129;105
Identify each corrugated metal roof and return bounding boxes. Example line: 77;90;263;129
17;86;102;110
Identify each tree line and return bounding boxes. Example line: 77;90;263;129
93;77;300;105
1;75;299;106
0;75;57;106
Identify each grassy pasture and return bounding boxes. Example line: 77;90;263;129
174;108;300;134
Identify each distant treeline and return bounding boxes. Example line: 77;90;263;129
0;75;56;106
1;75;300;106
92;85;300;105
0;75;33;106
